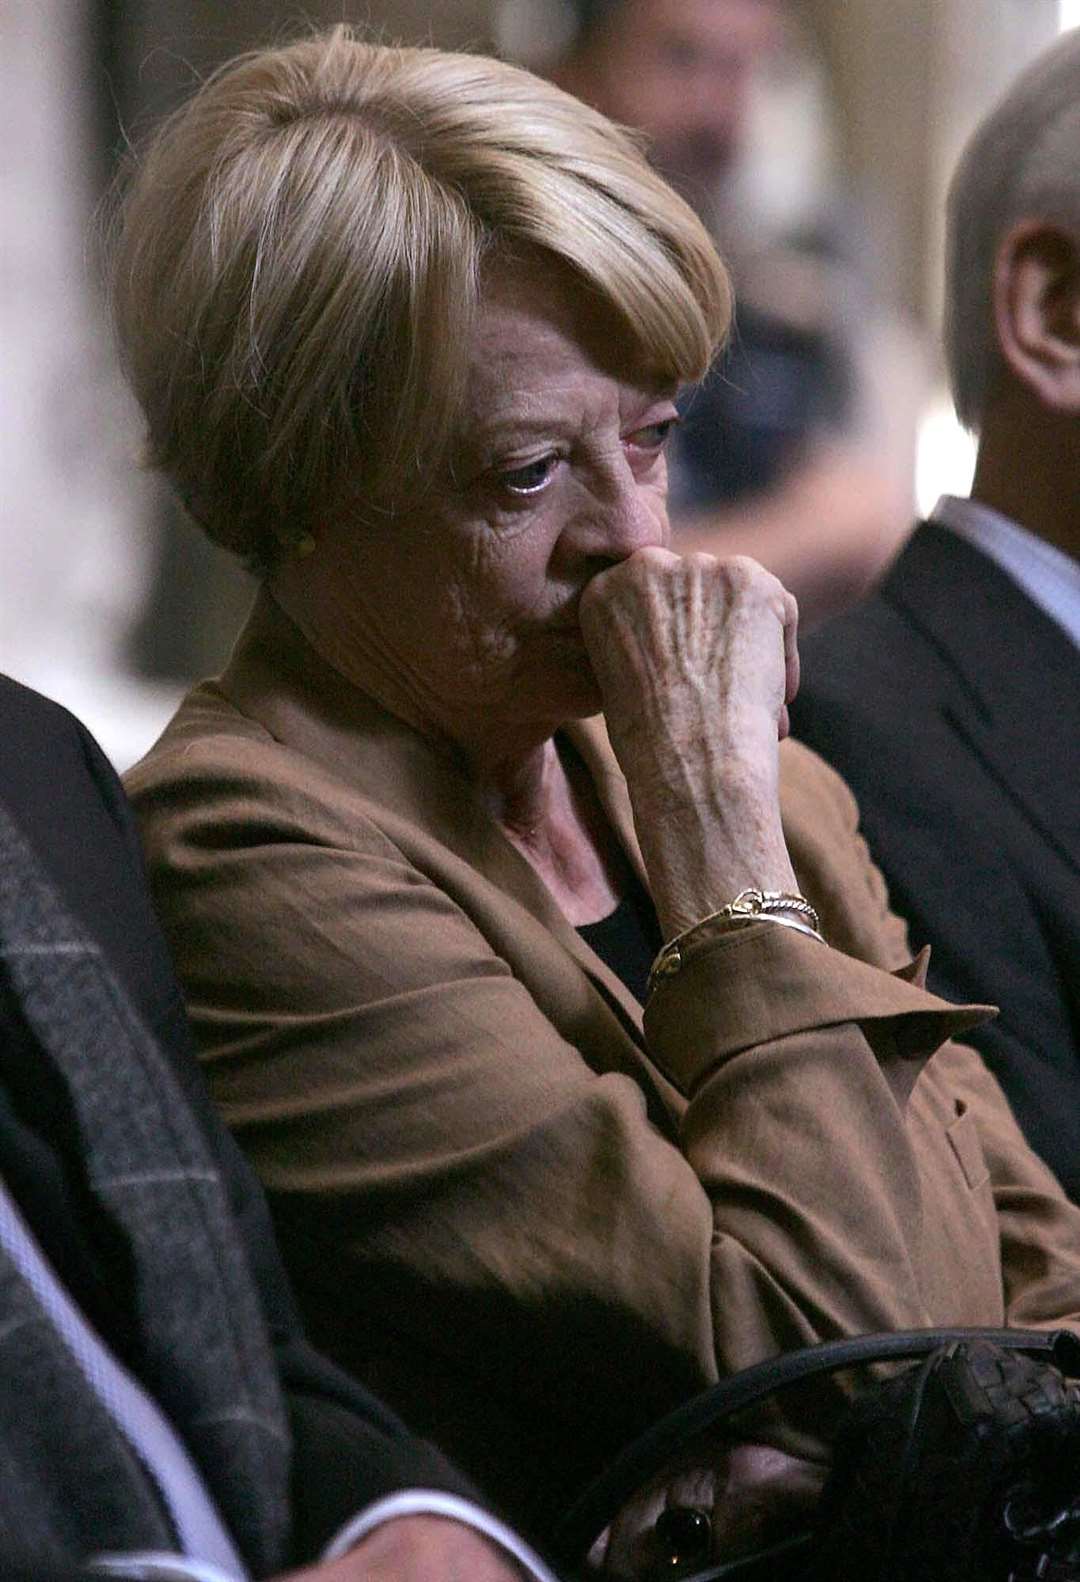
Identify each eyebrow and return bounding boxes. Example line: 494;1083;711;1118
469;412;571;448
467;383;680;449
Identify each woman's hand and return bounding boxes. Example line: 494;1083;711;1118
589;1441;827;1580
579;549;800;938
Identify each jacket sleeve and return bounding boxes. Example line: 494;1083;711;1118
930;1039;1080;1334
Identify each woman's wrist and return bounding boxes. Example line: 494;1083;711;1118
613;700;798;937
636;795;798;941
652;873;798;944
647;891;825;998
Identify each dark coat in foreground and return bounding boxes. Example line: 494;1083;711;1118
0;674;464;1577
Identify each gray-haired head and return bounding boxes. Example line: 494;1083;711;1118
946;29;1080;431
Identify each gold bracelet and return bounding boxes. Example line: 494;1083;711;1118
647;888;825;998
724;887;822;931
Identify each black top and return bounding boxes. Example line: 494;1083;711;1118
577;871;663;1005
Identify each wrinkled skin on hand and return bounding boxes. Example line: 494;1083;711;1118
279;1514;532;1582
579;549;800;937
589;1441;827;1579
580;548;799;754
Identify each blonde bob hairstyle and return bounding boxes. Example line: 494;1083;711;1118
110;25;731;568
945;29;1080;433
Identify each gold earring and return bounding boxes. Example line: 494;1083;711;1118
294;533;316;558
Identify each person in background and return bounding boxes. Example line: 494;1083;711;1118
0;669;557;1581
527;0;915;628
791;31;1080;1201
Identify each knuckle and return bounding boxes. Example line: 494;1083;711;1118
682;549;716;571
634;544;677;573
723;553;766;579
713;554;763;597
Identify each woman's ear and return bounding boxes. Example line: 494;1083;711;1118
993;220;1080;412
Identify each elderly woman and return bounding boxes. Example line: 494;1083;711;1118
119;25;1080;1574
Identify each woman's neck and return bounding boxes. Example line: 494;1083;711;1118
486;740;626;927
472;738;560;834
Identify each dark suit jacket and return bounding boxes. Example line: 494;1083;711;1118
791;522;1080;1198
0;674;467;1574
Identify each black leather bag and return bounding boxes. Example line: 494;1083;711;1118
553;1327;1080;1582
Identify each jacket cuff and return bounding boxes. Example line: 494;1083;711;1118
322;1490;562;1580
644;920;995;1096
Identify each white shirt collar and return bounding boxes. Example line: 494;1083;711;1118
930;495;1080;652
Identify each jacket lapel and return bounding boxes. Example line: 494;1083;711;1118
886;522;1080;881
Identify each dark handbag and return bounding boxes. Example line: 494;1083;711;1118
552;1327;1080;1582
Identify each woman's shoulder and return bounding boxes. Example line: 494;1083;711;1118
778;736;869;889
123;680;397;860
128;679;263;764
125;680;309;810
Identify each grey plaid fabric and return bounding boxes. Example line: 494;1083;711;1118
0;804;291;1576
0;1173;246;1573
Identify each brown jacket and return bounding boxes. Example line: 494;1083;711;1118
126;593;1080;1533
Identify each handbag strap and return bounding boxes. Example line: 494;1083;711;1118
554;1326;1080;1564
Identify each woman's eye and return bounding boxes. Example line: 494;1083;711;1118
498;455;560;495
627;417;679;452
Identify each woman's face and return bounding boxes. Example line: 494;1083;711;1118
307;258;679;750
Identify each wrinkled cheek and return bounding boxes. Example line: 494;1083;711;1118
442;581;519;689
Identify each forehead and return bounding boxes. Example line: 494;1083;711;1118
464;260;665;431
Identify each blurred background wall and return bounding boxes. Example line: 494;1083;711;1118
0;0;1067;766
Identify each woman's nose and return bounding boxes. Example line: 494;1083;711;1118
567;476;667;565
